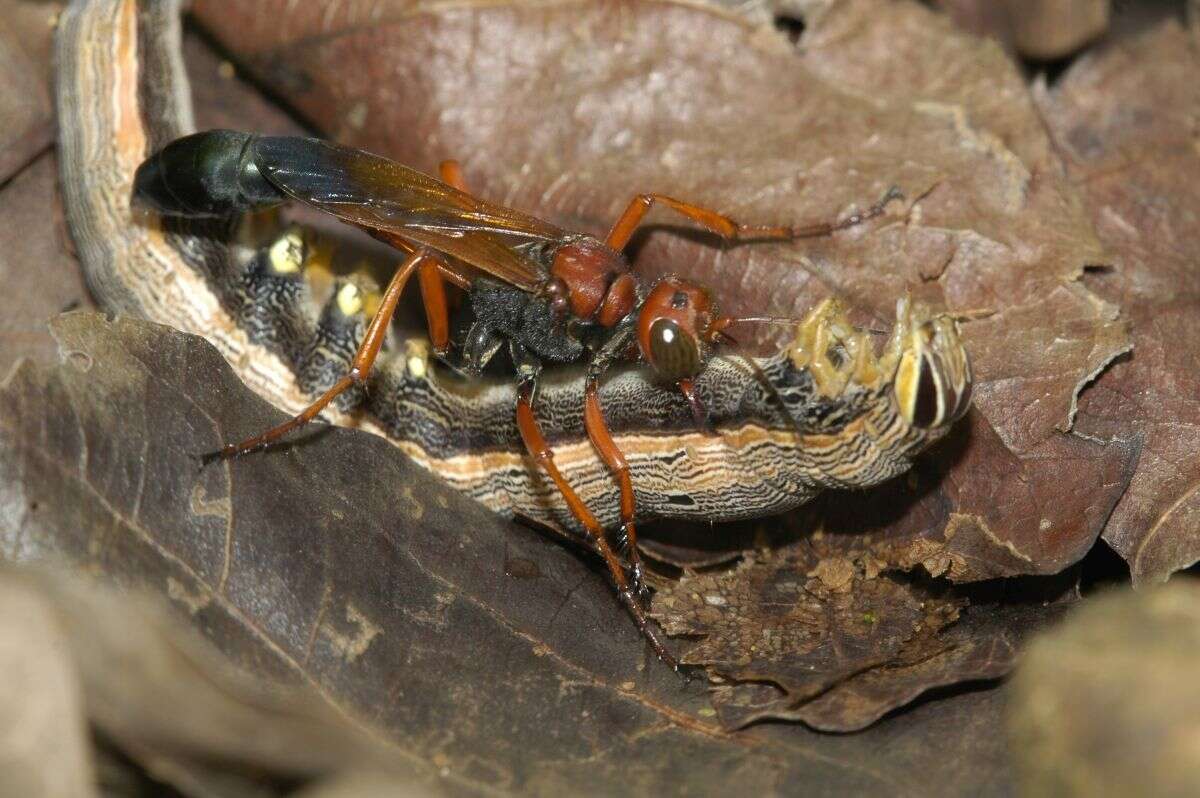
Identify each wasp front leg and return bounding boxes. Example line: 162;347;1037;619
583;379;647;599
604;187;903;251
580;323;650;598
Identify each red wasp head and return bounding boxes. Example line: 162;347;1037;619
635;276;745;427
637;277;821;428
636;277;723;384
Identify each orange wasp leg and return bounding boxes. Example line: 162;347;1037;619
441;157;662;633
604;187;904;251
516;380;679;670
438;159;468;192
417;257;451;355
583;378;646;597
207;247;446;461
378;232;454;354
365;230;470;292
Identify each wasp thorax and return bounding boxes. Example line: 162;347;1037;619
548;239;630;322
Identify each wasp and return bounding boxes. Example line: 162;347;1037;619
133;130;902;669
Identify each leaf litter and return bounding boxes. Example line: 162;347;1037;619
178;0;1128;726
12;0;1193;790
0;312;1015;794
1036;19;1200;585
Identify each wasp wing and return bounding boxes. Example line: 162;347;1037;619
250;136;568;292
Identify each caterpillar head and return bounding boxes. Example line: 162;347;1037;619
882;297;973;429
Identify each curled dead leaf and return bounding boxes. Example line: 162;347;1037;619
1037;21;1200;584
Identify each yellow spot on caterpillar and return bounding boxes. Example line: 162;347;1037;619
338;266;382;319
303;237;336;300
405;338;430;378
268;229;304;274
337;282;364;316
895;348;920;424
363;291;381;319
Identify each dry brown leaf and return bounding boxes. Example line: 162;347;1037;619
0;13;53;184
0;312;1016;794
652;533;1070;731
0;6;84;382
654;540;958;694
0;154;92;379
0;566;440;798
715;585;1068;732
1036;21;1200;584
189;0;1133;581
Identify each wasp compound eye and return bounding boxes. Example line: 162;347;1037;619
648;318;702;383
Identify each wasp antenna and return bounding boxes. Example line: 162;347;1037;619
729;315;801;327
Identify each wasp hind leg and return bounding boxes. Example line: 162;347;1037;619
511;343;679;671
203;247;448;462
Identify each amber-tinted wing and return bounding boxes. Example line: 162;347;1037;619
250;136;569;292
